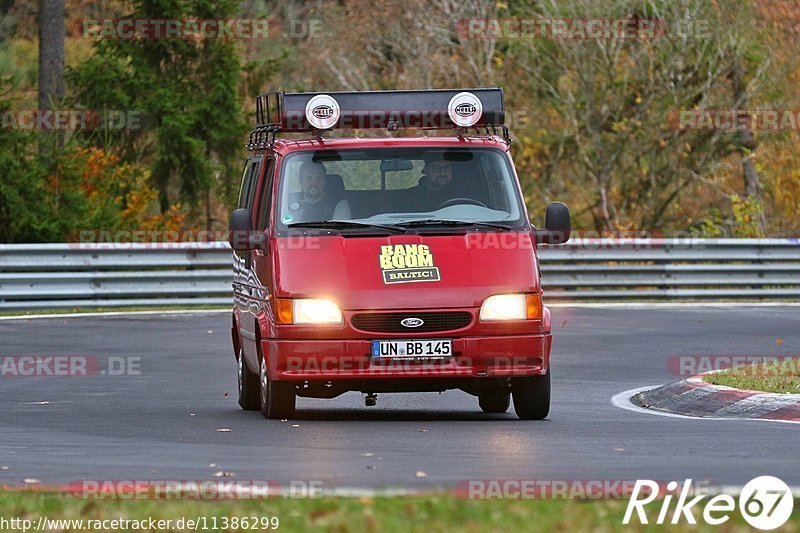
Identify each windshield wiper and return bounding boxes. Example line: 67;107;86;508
286;220;407;233
396;219;514;231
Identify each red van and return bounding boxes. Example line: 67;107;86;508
228;89;570;420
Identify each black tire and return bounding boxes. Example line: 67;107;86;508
512;369;550;420
259;353;296;419
237;348;260;411
478;392;510;413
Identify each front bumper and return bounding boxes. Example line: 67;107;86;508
263;333;551;381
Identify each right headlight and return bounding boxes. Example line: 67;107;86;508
479;293;541;321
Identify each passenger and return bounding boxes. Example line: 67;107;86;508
402;154;458;212
287;161;351;222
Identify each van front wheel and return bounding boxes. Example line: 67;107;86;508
237;348;260;411
259;355;296;419
512;369;550;420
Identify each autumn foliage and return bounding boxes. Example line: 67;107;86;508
1;0;800;241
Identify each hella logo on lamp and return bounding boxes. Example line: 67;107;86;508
448;92;482;127
305;94;340;129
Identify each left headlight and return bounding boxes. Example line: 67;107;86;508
276;298;343;325
294;299;343;324
479;293;541;321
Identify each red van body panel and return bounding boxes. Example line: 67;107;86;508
232;136;552;386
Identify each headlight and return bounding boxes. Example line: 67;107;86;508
480;293;541;321
278;298;343;325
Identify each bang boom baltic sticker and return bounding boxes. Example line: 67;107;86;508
378;244;441;284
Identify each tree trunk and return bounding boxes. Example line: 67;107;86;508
38;0;65;151
730;56;760;198
729;54;767;234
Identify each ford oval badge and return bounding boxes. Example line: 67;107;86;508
400;317;424;328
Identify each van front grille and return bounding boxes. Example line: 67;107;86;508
351;312;472;333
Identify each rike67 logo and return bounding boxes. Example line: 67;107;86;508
624;476;794;530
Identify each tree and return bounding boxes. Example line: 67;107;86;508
37;0;65;151
503;0;768;231
69;0;246;227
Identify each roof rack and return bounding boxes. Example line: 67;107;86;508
247;88;508;150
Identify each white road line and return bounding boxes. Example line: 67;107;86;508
0;309;229;321
610;387;800;425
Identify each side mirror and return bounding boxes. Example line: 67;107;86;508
228;208;257;251
535;202;571;245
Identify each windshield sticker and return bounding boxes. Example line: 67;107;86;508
379;244;441;284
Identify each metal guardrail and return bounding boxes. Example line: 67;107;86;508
0;239;799;311
0;243;233;311
537;238;800;299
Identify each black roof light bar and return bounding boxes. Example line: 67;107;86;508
247;88;507;150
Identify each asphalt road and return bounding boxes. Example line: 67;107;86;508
1;306;798;491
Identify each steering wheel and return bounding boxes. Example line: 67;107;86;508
437;197;487;209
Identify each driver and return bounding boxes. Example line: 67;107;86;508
403;153;457;212
286;160;351;222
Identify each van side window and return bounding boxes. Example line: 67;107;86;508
236;158;252;209
242;157;261;213
256;157;276;231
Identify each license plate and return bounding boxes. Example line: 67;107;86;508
371;339;452;359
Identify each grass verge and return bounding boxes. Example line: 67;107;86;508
704;358;800;394
0;491;798;532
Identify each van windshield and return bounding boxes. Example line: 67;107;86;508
276;148;526;231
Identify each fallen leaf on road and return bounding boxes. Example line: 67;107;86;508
208;464;217;468
223;392;230;398
415;471;427;478
417;429;429;433
0;466;9;471
776;338;784;345
23;479;40;484
291;424;300;428
361;453;374;457
366;465;375;470
212;471;234;478
216;428;232;432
